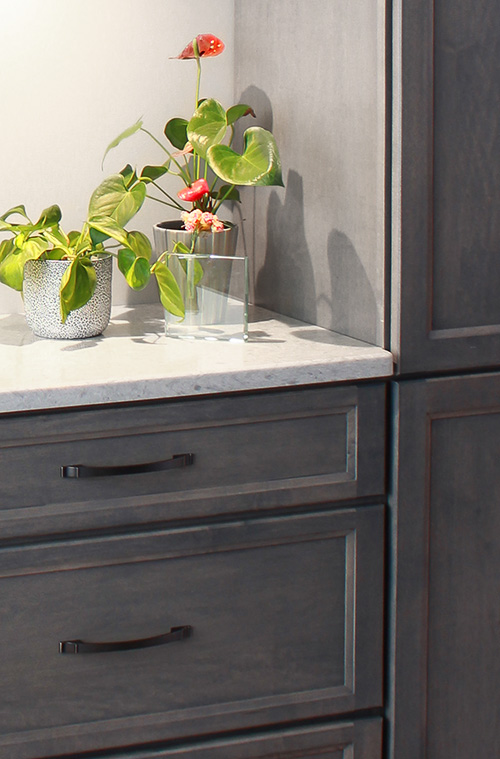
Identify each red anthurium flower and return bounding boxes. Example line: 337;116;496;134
175;34;225;59
177;178;210;201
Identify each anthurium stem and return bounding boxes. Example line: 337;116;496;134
146;194;184;211
151;181;185;210
193;41;203;183
213;184;236;213
140;128;190;184
194;38;201;109
183;156;193;185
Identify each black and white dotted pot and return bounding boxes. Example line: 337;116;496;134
23;256;113;339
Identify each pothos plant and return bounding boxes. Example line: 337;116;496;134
103;32;284;236
0;168;185;321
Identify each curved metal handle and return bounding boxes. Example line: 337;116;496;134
59;625;192;654
60;452;194;479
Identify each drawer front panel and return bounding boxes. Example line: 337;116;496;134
0;506;384;759
113;718;383;759
0;386;386;536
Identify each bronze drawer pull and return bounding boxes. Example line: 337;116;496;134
60;452;195;478
59;625;193;654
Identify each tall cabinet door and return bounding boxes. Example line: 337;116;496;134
389;373;500;759
392;0;500;373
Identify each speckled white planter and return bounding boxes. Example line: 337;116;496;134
23;256;112;339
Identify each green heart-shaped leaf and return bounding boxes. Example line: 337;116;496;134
45;249;67;260
102;117;143;167
0;237;49;291
165;118;188;150
207;127;283;187
118;249;151;290
226;104;256;126
120;164;138;188
60;257;97;323
0;239;15;266
171;254;205;286
187;98;227;160
140;163;170;183
42;226;70;250
152;260;185;317
212;184;240;203
125;230;152;261
172;241;191;255
0;205;30;222
33;205;62;230
88;174;146;228
88;216;129;246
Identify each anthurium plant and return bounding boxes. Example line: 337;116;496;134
103;33;284;227
0;167;185;322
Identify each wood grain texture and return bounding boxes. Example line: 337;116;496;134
432;0;500;331
389;373;500;759
0;384;386;540
392;0;500;372
0;507;384;759
109;718;382;759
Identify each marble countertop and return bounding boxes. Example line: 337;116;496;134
0;304;393;413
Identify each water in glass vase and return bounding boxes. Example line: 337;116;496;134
164;253;249;342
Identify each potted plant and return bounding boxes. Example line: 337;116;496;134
0;168;184;338
102;33;283;338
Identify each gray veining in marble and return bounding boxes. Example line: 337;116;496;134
0;304;393;413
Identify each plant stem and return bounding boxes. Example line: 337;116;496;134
183;155;193;185
213;184;236;213
140;128;190;184
194;51;202;181
151;181;185;210
195;55;202;111
146;194;184;211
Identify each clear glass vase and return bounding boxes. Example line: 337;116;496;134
164;253;249;342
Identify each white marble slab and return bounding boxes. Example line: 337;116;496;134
0;304;393;413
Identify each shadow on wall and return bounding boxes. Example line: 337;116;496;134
235;87;317;323
323;229;379;345
235;85;379;343
255;171;317;326
237;84;275;134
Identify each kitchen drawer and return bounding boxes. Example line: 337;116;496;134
113;718;383;759
0;506;384;759
0;385;386;538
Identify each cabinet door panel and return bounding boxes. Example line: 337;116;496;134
393;0;500;372
390;374;500;759
0;506;384;759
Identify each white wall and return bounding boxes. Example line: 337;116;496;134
0;0;234;313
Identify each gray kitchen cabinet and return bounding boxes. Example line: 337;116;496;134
0;383;386;758
0;384;386;540
389;373;500;759
392;0;500;374
388;2;500;755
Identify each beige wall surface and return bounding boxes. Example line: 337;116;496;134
235;0;386;346
0;0;234;313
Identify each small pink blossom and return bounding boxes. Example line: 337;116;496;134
181;209;225;233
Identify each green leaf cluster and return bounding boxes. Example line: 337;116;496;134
0;170;184;323
102;53;284;216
